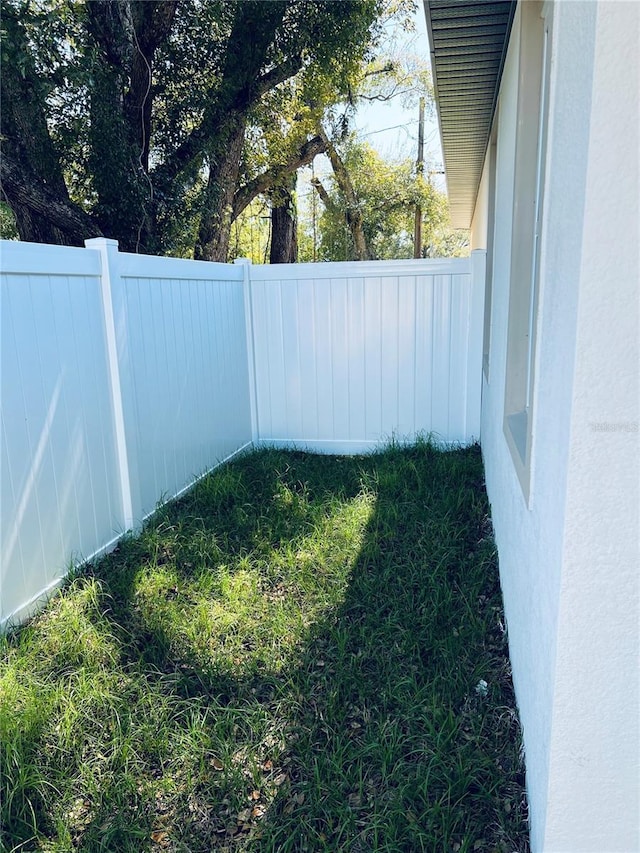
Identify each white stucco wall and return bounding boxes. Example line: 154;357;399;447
542;2;640;849
480;2;639;850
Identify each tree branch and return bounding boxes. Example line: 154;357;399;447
317;125;356;206
315;124;371;260
311;176;336;212
251;54;304;101
1;152;102;243
358;87;417;102
134;1;179;53
85;0;131;67
232;134;327;220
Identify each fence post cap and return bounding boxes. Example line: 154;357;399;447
85;237;119;249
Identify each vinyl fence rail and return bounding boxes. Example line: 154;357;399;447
1;239;485;628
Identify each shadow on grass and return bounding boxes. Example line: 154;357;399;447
0;443;529;853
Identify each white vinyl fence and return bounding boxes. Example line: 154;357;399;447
1;238;485;628
249;256;484;453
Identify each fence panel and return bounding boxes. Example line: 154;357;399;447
249;257;483;452
1;242;123;626
114;252;253;521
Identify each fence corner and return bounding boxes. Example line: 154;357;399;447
235;258;259;445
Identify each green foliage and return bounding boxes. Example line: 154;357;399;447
229;198;272;265
0;203;19;239
305;139;468;261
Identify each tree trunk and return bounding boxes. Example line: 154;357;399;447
86;2;155;252
317;124;371;261
194;114;247;262
193;3;292;262
126;2;178;173
269;176;298;264
1;155;102;245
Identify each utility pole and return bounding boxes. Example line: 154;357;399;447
413;96;425;259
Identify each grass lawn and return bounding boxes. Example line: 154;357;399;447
1;442;529;852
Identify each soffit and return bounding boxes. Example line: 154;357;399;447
423;0;516;228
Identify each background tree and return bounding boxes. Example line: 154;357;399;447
313;124;371;260
305;139;466;261
0;0;382;259
297;27;449;262
229;198;272;264
1;1;103;244
228;4;420;267
0;201;19;240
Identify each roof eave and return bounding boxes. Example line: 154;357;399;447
423;0;517;230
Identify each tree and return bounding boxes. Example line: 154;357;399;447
229;4;417;267
1;2;103;245
307;139;462;261
0;201;18;239
300;25;440;262
1;0;382;259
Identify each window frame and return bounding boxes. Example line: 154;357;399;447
503;0;553;502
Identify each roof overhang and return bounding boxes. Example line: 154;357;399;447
423;0;516;229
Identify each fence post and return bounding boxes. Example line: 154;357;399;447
85;238;134;530
467;249;487;441
234;257;259;444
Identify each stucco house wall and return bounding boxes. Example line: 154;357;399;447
475;2;639;850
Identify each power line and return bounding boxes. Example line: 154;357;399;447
359;119;421;137
357;123;440;151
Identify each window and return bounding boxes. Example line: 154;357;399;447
503;0;552;500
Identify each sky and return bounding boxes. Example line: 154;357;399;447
351;4;443;175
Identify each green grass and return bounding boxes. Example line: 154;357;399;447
0;442;529;852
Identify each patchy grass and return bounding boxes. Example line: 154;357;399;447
0;442;528;852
